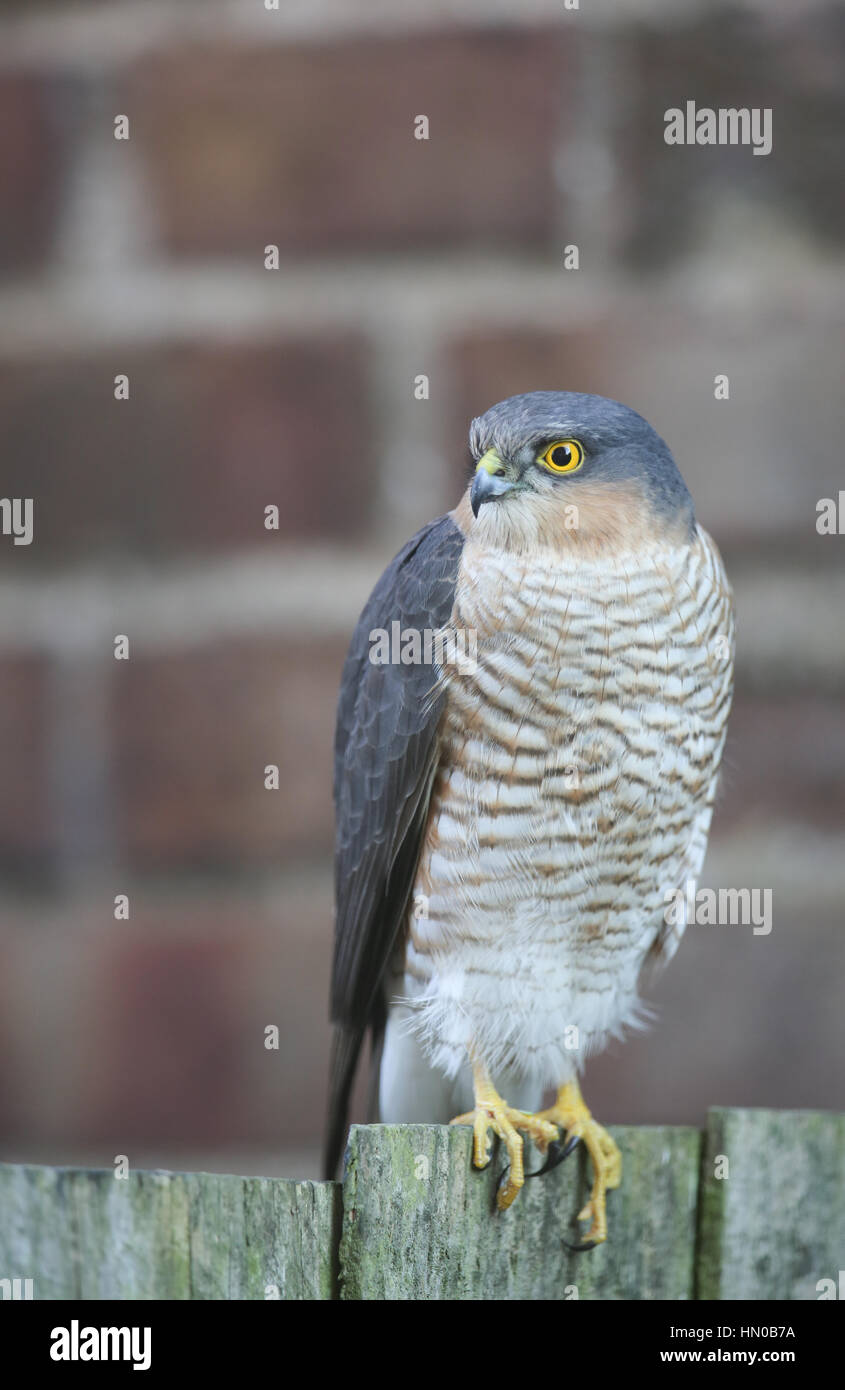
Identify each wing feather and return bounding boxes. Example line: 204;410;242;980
324;514;465;1177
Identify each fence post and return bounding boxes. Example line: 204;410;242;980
0;1164;340;1300
339;1122;701;1299
696;1107;845;1301
1;1109;843;1299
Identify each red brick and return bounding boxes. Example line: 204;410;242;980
0;655;51;872
113;636;345;869
0;940;17;1135
0;888;335;1151
0;74;62;272
84;933;250;1145
587;901;845;1126
450;324;609;455
0;338;375;563
235;895;336;1147
717;694;845;833
126;30;570;255
620;9;845;265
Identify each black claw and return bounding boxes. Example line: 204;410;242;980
525;1131;581;1179
491;1160;513;1213
563;1238;598;1254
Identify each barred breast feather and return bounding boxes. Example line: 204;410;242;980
399;526;734;1090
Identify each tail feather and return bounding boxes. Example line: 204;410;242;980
322;1024;365;1180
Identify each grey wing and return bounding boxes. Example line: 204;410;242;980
324;514;465;1178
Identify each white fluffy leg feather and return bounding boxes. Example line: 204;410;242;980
379;1002;545;1122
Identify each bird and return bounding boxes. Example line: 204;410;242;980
325;390;734;1246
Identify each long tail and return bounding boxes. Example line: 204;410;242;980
323;1001;387;1180
322;1024;365;1180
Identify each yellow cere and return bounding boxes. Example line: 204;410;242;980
475;448;505;475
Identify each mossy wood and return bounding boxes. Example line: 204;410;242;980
1;1109;842;1301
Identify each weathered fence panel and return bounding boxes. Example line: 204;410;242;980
0;1165;340;1300
339;1123;701;1300
696;1108;845;1301
0;1109;842;1300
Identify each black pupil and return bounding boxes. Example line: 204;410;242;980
551;445;571;467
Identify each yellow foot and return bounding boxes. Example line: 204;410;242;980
535;1078;622;1245
450;1063;560;1210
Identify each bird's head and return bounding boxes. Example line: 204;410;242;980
463;391;695;554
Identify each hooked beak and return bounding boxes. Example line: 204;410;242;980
470;448;516;517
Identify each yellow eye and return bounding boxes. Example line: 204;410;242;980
539;439;584;474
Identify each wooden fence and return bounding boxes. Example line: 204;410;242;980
1;1108;843;1300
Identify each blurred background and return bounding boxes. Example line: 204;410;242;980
0;0;843;1182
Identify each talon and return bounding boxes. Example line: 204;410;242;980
450;1058;557;1211
451;1064;620;1237
525;1130;580;1178
533;1078;622;1246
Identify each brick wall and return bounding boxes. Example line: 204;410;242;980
0;0;843;1178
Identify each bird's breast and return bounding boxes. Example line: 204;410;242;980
406;529;734;970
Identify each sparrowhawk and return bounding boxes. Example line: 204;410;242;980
325;390;734;1245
